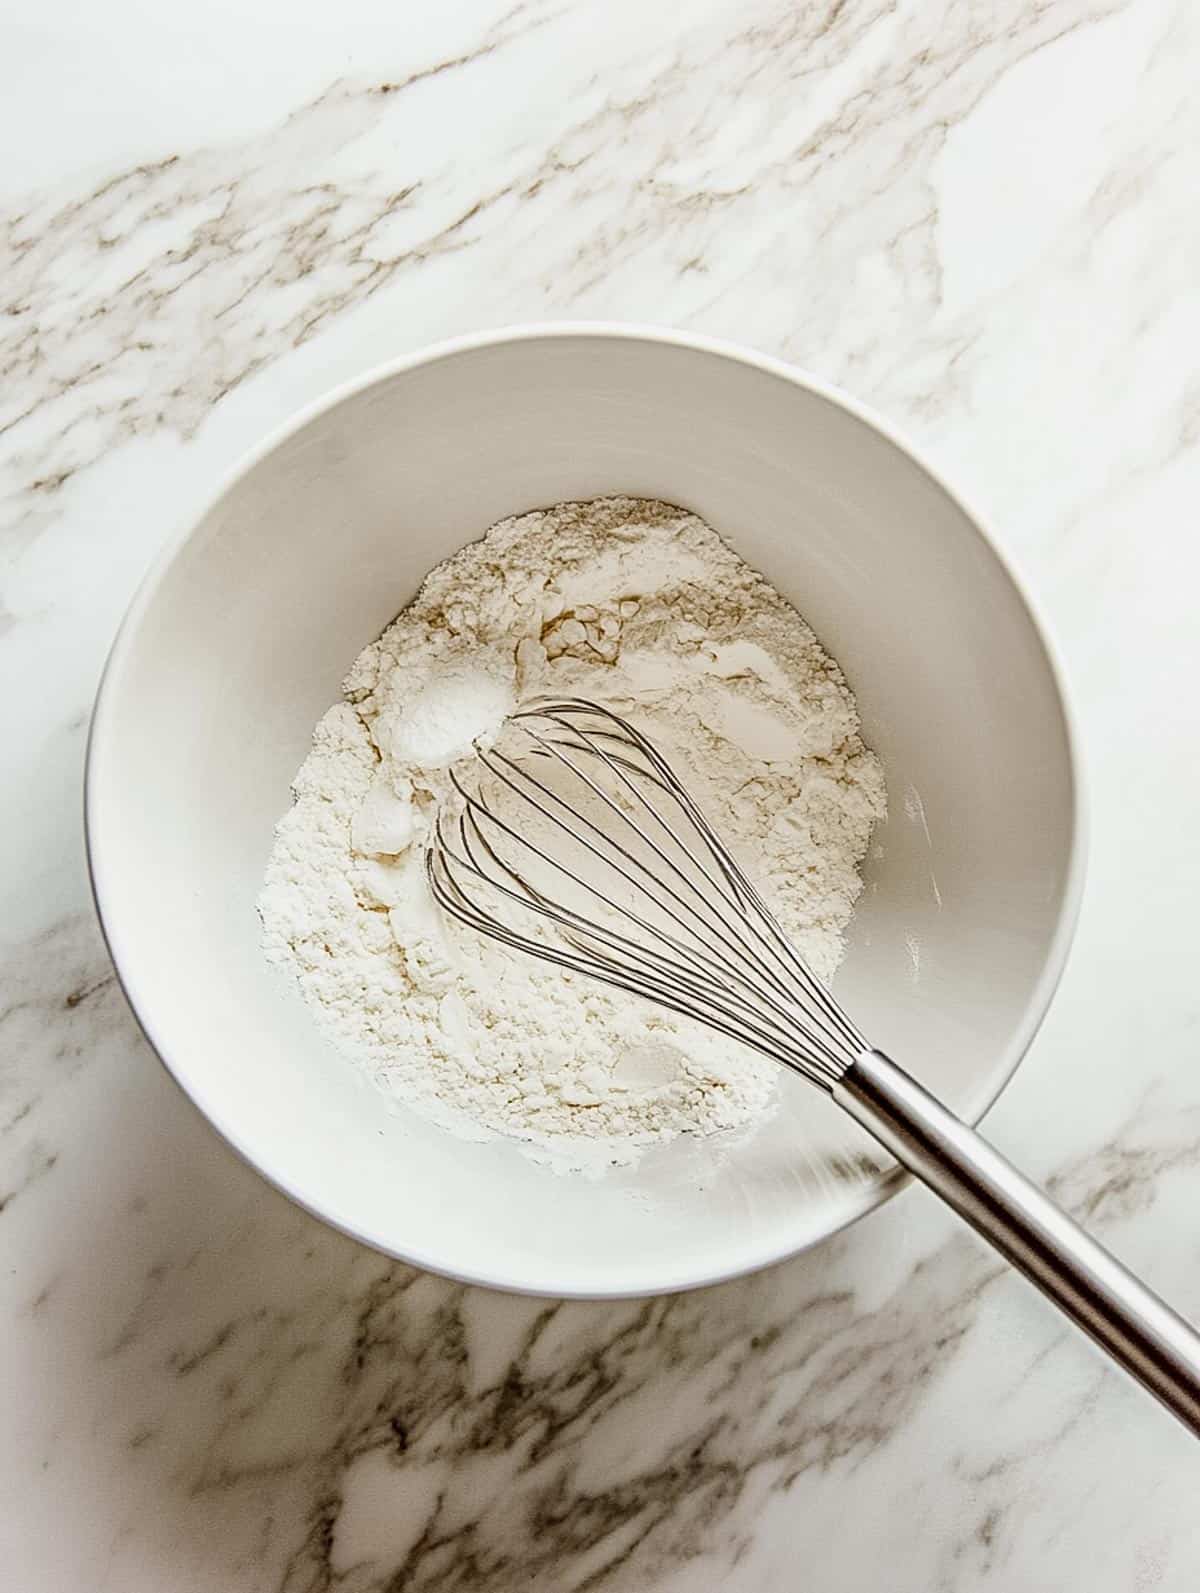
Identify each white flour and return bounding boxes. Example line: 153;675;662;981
259;498;886;1172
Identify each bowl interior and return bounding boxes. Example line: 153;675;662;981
88;331;1079;1296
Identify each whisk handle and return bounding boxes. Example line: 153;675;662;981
834;1050;1200;1438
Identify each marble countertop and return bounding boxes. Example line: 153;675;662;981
5;1;1200;1586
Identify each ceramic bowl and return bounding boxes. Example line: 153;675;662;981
86;325;1083;1297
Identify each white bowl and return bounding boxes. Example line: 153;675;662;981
86;325;1083;1298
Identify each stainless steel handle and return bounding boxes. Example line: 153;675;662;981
834;1050;1200;1437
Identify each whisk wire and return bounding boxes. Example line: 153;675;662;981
437;791;842;1078
476;740;783;1011
426;698;868;1085
492;717;863;1066
521;707;870;1063
431;813;834;1076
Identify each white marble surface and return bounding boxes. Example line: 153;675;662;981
3;0;1200;1586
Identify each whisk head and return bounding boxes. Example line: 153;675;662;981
425;698;868;1091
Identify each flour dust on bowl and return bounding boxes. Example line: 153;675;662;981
85;325;1082;1298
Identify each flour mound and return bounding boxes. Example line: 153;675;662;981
258;497;886;1173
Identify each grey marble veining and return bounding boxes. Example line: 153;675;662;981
1;0;1142;552
4;1;1200;1588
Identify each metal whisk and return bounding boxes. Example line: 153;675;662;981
427;697;1200;1436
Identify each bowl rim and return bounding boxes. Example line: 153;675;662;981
85;320;1088;1299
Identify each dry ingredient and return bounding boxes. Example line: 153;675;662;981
259;497;886;1172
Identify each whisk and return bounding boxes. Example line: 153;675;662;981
427;698;1200;1436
